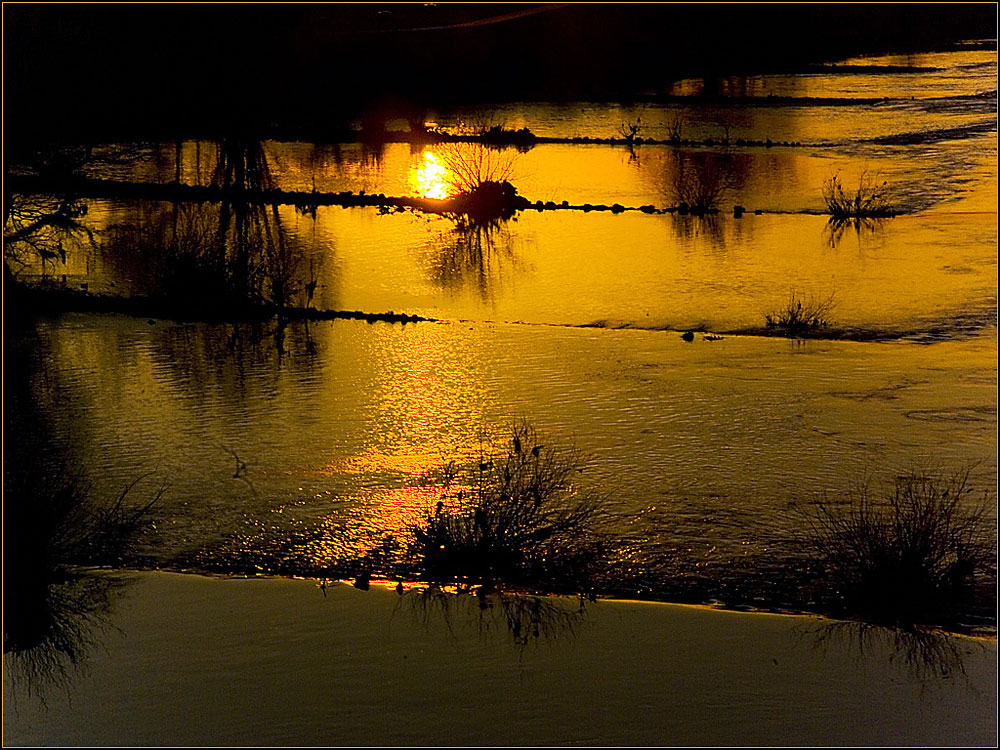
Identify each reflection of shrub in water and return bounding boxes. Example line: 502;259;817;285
4;143;148;281
408;421;611;592
210;136;315;312
432;218;521;301
803;620;988;687
823;216;886;249
399;585;588;648
103;136;312;313
669;212;726;248
803;468;995;627
102;204;217;297
101;200;316;315
4;572;131;701
3;194;92;279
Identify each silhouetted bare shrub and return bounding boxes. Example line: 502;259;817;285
670;153;729;213
617;118;642;144
437;143;519;194
765;291;836;332
805;468;995;626
434;144;525;222
409;422;610;590
823;171;896;219
665;112;685;142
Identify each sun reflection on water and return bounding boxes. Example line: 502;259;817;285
410;151;452;199
315;443;467;478
290;484;462;569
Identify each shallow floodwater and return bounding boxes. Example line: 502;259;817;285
6;42;999;741
15;313;998;578
8;45;999;591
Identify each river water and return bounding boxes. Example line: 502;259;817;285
9;45;997;603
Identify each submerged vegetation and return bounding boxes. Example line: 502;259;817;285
803;469;995;627
822;171;896;219
765;291;836;333
408;422;611;592
669;152;730;214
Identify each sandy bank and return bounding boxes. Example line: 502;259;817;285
3;571;996;746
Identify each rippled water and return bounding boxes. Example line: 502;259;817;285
9;45;998;594
16;312;997;577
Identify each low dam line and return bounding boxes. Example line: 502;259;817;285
7;174;757;217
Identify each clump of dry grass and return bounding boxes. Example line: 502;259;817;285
805;468;995;626
409;421;610;590
765;291;836;332
822;171;896;219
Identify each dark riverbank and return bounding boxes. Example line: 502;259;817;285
4;282;434;327
4;4;995;148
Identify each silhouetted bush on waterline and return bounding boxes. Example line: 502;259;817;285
448;180;526;224
4;458;162;582
804;468;996;627
435;143;529;223
765;291;836;333
408;422;612;591
3;441;162;686
822;171;896;219
668;151;730;216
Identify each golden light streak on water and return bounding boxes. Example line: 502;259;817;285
316;444;464;477
410;151;452;199
291;484;470;567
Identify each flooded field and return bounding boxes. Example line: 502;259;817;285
5;46;998;612
4;6;998;745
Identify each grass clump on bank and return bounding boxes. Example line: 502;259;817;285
408;422;610;591
764;291;836;333
805;469;995;627
822;171;896;219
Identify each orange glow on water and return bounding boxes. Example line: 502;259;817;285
410;151;452;199
316;445;460;478
288;484;470;568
